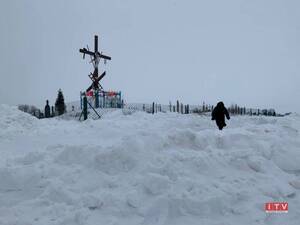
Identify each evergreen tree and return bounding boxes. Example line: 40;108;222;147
55;89;66;116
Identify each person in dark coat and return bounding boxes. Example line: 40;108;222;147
211;101;230;130
44;100;51;118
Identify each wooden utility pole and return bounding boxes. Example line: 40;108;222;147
79;35;111;92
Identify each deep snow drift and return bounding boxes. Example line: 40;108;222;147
0;104;300;225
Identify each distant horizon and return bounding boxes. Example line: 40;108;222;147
13;97;293;115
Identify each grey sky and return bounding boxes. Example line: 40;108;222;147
0;0;299;113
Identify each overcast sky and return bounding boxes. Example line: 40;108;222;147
0;0;299;113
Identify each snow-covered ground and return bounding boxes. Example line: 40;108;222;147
0;104;300;225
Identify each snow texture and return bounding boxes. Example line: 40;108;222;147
0;104;300;225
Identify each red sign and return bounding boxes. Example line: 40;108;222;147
108;91;116;97
86;90;93;97
265;202;288;213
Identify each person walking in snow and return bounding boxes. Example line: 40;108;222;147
211;101;230;130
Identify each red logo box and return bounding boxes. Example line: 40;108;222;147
265;202;288;213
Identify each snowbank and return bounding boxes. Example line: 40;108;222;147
0;105;299;225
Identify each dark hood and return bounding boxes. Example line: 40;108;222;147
216;101;224;108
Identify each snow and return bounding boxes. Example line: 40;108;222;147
0;104;300;225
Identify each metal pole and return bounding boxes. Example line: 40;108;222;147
83;95;88;120
80;92;82;110
152;102;155;114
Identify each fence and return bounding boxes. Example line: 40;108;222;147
127;101;278;117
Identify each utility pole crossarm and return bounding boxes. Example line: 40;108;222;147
96;52;111;60
79;35;111;92
79;48;95;56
